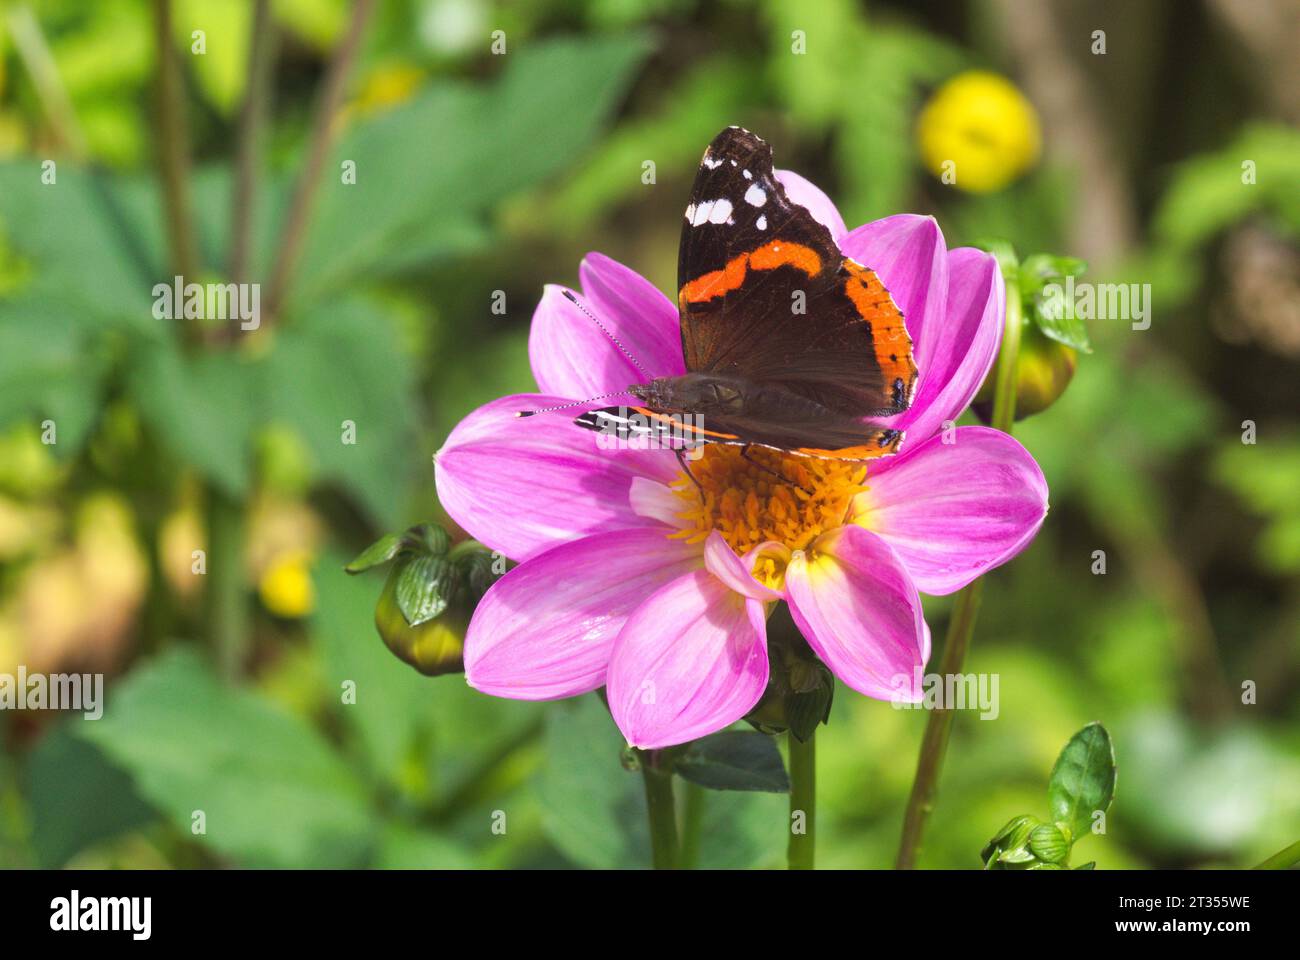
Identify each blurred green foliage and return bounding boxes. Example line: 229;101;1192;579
0;0;1296;870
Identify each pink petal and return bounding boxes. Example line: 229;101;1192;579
607;570;769;749
703;531;783;602
774;169;848;242
839;214;948;376
858;426;1048;596
628;476;690;530
435;393;678;562
528;253;684;398
465;527;702;700
784;525;926;702
888;247;1004;446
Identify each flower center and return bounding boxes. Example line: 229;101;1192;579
670;446;869;589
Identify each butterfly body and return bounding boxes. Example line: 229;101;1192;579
576;126;918;462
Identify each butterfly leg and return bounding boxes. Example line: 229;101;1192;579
675;448;706;499
740;445;812;494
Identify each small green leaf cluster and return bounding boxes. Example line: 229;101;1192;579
981;722;1116;870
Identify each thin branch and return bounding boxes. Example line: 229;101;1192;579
263;0;377;324
6;4;87;159
152;0;200;342
228;0;276;291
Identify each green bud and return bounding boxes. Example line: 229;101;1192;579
374;564;466;676
744;641;833;741
981;814;1043;869
1028;822;1070;863
974;323;1077;423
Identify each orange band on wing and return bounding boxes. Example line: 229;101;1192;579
678;241;823;307
842;261;918;405
794;436;903;461
631;406;739;441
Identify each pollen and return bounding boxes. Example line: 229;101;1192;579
670;446;868;590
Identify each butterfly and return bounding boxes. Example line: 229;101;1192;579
565;126;918;462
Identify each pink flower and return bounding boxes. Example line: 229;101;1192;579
434;172;1048;749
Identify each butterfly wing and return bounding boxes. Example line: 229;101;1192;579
677;127;918;419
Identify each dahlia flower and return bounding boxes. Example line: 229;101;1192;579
434;172;1048;749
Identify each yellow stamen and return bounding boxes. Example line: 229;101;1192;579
671;446;869;591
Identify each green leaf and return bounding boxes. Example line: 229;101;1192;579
0;165;162;327
128;337;260;498
77;649;373;867
313;550;442;787
265;298;419;527
675;731;790;793
536;697;649;869
344;532;403;573
175;0;252;115
290;33;653;310
1048;722;1117;840
394;553;451;626
1028;822;1070;863
1023;253;1093;352
1075;861;1097;870
25;724;156;868
981;813;1040;868
536;697;784;868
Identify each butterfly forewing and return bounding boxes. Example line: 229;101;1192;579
676;126;918;419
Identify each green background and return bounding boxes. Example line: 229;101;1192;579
0;0;1297;869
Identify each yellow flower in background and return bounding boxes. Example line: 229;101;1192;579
259;549;316;619
917;70;1041;193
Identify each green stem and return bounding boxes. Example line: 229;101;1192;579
7;4;87;159
787;730;816;869
228;0;276;290
1254;838;1300;870
895;583;983;868
640;753;678;870
264;0;377;323
895;274;1022;869
990;277;1023;434
679;781;706;869
151;0;200;314
204;488;249;680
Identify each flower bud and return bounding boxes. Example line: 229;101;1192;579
980;814;1043;869
374;564;466;676
974;323;1077;422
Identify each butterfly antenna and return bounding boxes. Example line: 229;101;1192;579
515;392;626;418
562;290;651;381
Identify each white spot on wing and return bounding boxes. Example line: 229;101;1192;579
742;169;753;180
756;215;767;230
702;154;722;170
744;183;767;207
689;198;733;226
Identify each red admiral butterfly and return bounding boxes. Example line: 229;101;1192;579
543;127;918;462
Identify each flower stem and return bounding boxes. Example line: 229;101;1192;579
264;0;376;324
151;0;200;324
1254;838;1300;870
228;0;276;290
895;273;1022;869
679;781;706;869
640;753;678;870
204;488;249;680
787;730;816;869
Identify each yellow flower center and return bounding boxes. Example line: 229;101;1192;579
670;446;869;590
